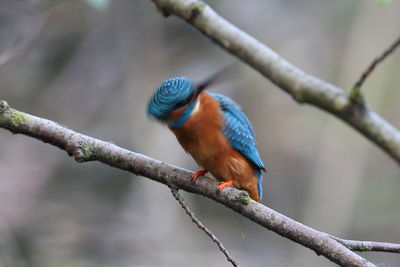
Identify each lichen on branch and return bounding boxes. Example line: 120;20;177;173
2;100;398;266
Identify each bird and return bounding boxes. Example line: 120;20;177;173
147;74;265;202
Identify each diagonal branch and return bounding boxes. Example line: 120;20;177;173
149;0;400;167
170;188;240;267
4;101;400;266
351;36;400;95
350;36;400;105
332;236;400;253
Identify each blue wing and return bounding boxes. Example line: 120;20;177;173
210;92;264;169
210;92;265;198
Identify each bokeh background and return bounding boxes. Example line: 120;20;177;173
0;0;400;266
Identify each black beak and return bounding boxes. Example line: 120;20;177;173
194;63;236;98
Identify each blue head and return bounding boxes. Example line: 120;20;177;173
147;77;198;128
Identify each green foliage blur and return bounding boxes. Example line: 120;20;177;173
85;0;111;10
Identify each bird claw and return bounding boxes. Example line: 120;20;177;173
191;169;208;181
217;179;234;191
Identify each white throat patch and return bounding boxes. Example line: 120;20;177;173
192;98;201;115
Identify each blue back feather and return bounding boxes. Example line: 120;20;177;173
148;77;265;199
147;77;195;121
210;92;265;199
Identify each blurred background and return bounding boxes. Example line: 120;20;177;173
0;0;400;266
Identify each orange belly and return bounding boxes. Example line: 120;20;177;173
170;92;260;202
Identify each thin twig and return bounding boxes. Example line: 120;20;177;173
351;36;400;95
170;187;240;267
332;236;400;253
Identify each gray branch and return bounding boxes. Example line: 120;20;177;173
149;0;400;166
332;236;400;254
351;36;400;96
170;188;240;267
4;101;400;266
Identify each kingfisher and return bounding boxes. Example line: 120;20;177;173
147;75;265;202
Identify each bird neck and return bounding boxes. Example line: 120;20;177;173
169;97;199;128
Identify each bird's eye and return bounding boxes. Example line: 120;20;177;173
175;93;194;108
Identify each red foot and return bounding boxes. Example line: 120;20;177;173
191;169;208;181
217;179;234;191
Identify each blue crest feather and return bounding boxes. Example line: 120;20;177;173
147;77;195;121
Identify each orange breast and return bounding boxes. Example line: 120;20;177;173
170;92;260;201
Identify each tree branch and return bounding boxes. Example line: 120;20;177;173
350;36;400;103
149;0;400;167
332;236;400;253
170;188;239;266
4;101;400;266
